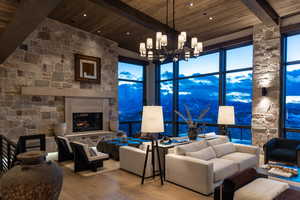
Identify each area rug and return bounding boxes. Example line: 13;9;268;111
58;160;120;177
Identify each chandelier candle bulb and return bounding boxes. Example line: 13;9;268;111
191;37;198;48
161;35;167;46
148;51;153;60
146;38;153;49
181;32;187;42
197;42;203;52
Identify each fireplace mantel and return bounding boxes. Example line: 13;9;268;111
21;87;114;99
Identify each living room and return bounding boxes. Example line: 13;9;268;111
1;0;300;200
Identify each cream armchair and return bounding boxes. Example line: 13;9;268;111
120;146;160;178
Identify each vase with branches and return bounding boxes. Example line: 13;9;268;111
175;104;210;140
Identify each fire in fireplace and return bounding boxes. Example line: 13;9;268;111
73;112;103;132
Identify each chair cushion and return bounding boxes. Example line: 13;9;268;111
175;140;208;155
207;137;229;146
234;178;289;200
186;147;216;161
211;158;239;182
212;142;236;157
221;152;257;171
89;147;109;161
270;149;296;163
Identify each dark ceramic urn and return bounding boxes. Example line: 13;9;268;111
1;151;63;200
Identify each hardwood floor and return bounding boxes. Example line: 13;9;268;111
58;161;212;200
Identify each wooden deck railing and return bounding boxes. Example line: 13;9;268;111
0;135;17;174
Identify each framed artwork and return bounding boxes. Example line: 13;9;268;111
74;54;101;84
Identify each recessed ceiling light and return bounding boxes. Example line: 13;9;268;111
97;30;101;34
189;2;194;7
125;31;131;36
209;16;214;21
83;13;87;17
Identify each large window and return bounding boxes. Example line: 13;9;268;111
118;61;145;136
158;44;253;143
283;34;300;139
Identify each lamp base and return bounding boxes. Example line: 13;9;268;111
141;137;163;185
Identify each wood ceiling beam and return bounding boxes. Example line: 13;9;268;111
0;0;62;64
239;0;279;25
89;0;177;34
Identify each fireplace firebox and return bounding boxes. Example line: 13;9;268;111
73;112;103;132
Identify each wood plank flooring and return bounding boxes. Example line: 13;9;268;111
58;161;212;200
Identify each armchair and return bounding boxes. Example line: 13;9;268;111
70;141;109;172
264;138;300;167
55;136;73;162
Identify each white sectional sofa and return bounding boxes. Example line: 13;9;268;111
165;136;260;195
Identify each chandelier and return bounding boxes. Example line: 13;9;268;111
139;0;203;62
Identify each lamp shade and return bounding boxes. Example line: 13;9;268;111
218;106;235;125
141;106;164;133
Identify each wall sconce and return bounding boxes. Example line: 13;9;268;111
262;87;268;96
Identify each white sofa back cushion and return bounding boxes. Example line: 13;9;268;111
212;142;236;157
175;140;208;155
207;136;229;146
186;146;216;161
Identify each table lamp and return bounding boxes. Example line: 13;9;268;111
140;106;164;185
218;106;235;140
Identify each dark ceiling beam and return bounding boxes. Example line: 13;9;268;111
240;0;279;25
0;0;62;64
89;0;177;34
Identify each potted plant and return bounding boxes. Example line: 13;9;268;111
175;105;210;140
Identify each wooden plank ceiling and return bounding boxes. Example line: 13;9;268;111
0;0;18;34
1;0;300;53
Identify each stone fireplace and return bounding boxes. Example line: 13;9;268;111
65;97;110;135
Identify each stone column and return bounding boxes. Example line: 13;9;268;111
252;24;281;148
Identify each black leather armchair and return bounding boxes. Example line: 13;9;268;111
55;136;73;162
263;138;300;167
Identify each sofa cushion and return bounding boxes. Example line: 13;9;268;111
234;178;289;200
212;142;236;157
211;158;239;182
175;140;208;155
270;149;296;163
221;152;257;171
186;147;216;161
207;137;229;146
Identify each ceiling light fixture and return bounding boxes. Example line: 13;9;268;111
189;2;194;7
83;13;87;17
126;31;131;36
139;0;203;62
209;16;214;20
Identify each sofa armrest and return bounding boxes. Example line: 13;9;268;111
165;154;214;195
234;144;260;156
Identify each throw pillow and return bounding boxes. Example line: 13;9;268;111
175;140;208;155
207;136;229;146
186;146;217;161
212;142;236;157
89;147;98;157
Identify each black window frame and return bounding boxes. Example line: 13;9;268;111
156;42;253;140
118;56;148;136
281;33;300;137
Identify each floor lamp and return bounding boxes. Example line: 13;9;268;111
141;106;164;185
218;106;235;141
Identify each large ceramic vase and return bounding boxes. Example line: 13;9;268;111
1;151;63;200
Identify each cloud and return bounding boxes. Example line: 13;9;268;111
179;92;191;95
227;92;251;97
286;96;300;104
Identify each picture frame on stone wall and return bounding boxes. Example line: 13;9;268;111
74;54;101;84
